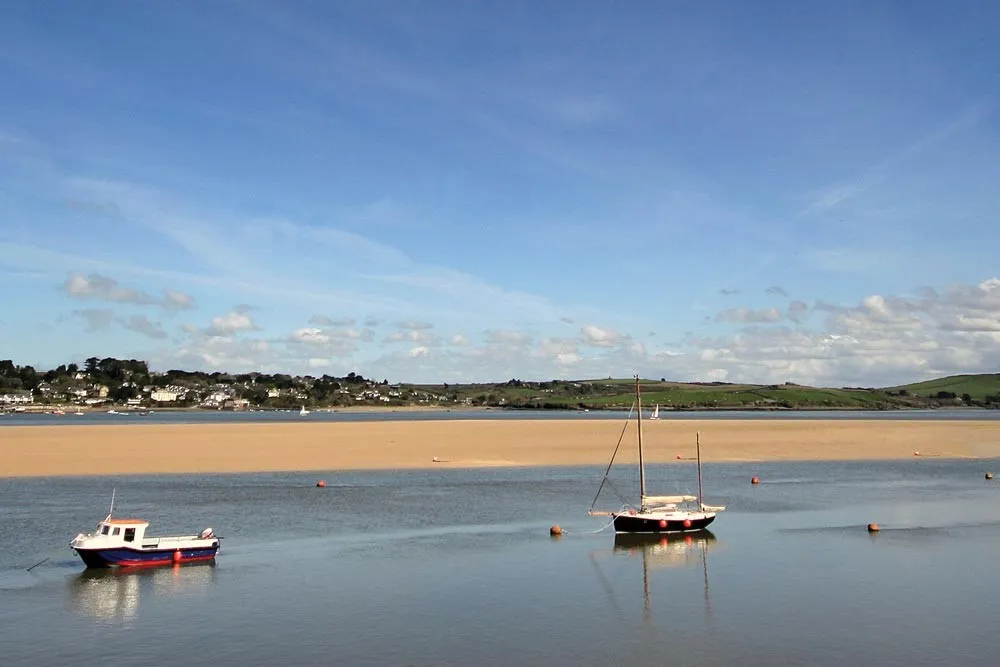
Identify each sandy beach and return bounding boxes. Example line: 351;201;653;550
3;419;1000;477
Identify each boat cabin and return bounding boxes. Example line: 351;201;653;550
91;518;150;546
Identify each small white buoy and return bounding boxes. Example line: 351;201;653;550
986;472;994;480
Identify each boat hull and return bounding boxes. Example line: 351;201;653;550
74;545;219;569
613;512;716;534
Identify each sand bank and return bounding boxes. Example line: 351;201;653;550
3;419;1000;477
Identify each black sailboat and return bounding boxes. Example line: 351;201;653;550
589;376;726;533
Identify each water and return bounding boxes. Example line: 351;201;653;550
2;407;998;427
2;459;999;666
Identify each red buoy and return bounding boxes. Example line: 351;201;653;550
751;476;760;485
316;480;326;488
683;519;692;528
659;519;667;529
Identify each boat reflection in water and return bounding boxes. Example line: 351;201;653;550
599;530;720;623
613;529;719;567
69;562;217;622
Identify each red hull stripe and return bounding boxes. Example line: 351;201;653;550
114;554;217;568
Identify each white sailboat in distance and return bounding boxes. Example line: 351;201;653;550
299;405;310;416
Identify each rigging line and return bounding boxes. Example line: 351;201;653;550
588;400;637;511
603;477;633;508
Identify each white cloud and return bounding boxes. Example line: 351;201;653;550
125;277;1000;389
309;314;355;326
385;330;438;344
787;300;810;323
581;324;623;347
395;320;434;331
290;327;332;345
486;330;531;345
164;290;196;310
714;307;784;324
63;272;196;310
206;309;258;336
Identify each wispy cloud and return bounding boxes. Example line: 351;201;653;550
62;272;196;311
121;314;168;339
804;102;994;213
714;307;784;324
71;308;115;333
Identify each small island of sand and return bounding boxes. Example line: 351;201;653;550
3;418;1000;477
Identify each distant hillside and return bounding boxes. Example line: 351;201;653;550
412;374;1000;411
889;373;1000;401
3;356;999;411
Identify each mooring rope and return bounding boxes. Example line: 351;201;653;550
557;514;616;536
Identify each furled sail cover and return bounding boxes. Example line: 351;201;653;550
642;495;697;505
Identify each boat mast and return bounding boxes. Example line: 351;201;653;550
636;375;646;505
696;431;704;508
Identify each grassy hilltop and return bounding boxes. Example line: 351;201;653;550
411;374;1000;411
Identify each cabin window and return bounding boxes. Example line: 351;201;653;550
124;527;135;542
112;527;120;536
101;525;110;535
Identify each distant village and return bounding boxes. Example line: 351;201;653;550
0;357;454;412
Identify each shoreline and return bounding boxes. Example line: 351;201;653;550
6;403;997;415
3;419;1000;478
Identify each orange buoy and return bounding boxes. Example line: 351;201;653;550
172;549;182;564
751;476;760;485
913;451;920;456
676;453;682;459
549;525;563;536
867;523;880;533
316;480;326;488
683;519;692;528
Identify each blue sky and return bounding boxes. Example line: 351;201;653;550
1;0;999;385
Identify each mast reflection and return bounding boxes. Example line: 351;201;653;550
605;530;720;623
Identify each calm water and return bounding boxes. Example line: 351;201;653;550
2;407;999;426
2;460;999;666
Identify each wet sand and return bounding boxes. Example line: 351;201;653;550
3;419;1000;477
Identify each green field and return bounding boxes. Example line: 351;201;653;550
408;374;1000;411
886;373;1000;401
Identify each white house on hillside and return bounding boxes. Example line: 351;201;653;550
1;391;34;405
151;390;184;402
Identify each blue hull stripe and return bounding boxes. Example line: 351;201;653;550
76;546;219;568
